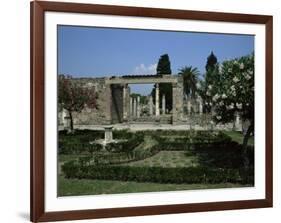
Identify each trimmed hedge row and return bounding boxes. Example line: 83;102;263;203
193;144;254;169
62;161;253;184
59;130;144;155
151;131;233;151
59;140;104;155
105;132;144;153
59;130;232;154
78;144;160;166
59;130;104;154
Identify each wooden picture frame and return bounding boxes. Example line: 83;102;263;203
30;1;273;222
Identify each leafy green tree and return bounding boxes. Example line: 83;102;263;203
58;75;97;133
208;54;254;167
199;51;219;112
205;51;218;72
156;54;172;74
151;54;173;111
178;66;200;99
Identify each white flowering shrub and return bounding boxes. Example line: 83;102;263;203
208;54;254;125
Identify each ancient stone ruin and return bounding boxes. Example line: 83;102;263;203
59;74;241;131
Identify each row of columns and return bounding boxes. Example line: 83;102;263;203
186;99;203;115
106;81;183;124
128;84;167;118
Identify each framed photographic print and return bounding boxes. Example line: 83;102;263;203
30;1;273;222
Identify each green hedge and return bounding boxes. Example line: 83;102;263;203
59;130;233;154
59;130;104;154
105;132;144;153
79;144;159;166
59;140;104;155
59;130;144;155
62;161;253;184
151;131;233;151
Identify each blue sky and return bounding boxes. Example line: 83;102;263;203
58;25;254;95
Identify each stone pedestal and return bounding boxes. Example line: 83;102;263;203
104;126;113;143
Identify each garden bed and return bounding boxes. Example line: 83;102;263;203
60;129;254;187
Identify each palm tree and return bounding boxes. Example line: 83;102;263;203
178;66;200;99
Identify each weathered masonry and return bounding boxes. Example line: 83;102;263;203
58;74;185;126
104;74;184;125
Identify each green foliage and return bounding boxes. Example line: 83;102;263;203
58;130;104;154
105;133;144;154
151;54;173;111
205;51;218;72
208;54;254;124
58;75;98;131
198;52;219;113
179;66;200;98
150;130;233;151
61;130;254;185
156;54;172;74
62;162;252;184
58;176;248;197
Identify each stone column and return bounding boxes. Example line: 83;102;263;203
172;83;178;124
122;84;128;121
187;99;191;115
198;98;203;114
133;97;137;117
149;95;153;116
130;96;133;117
105;84;112;124
155;83;160;116
177;76;184;120
162;94;166;114
137;96;141;118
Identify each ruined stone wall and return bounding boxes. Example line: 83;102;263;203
58;77;110;125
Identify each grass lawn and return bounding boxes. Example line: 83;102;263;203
58;176;251;196
124;151;198;168
223;131;254;146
